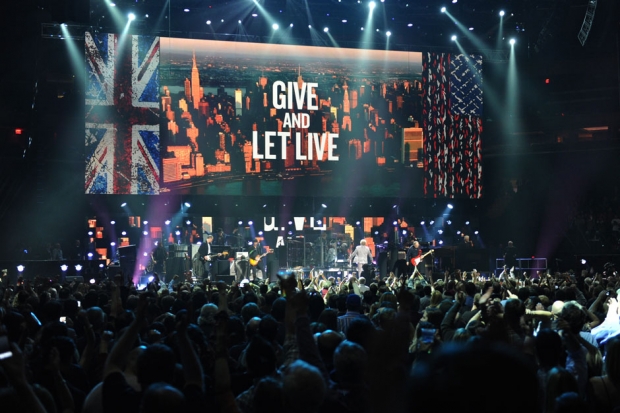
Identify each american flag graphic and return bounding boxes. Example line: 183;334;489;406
422;52;483;198
85;32;161;194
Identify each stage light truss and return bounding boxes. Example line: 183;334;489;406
578;0;597;46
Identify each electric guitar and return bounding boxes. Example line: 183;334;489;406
200;251;229;262
410;249;434;266
249;250;273;267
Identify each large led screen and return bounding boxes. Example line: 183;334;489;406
85;34;482;198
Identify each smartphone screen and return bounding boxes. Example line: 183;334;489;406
0;336;12;360
60;316;67;323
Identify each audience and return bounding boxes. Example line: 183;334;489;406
2;265;620;413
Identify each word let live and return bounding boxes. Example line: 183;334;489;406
252;131;339;161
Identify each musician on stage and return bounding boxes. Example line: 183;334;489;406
198;235;216;279
213;228;227;245
150;242;168;276
407;240;424;277
349;239;373;274
248;239;266;280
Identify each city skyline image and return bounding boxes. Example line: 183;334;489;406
158;37;426;198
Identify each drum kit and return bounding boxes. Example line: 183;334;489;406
287;236;352;269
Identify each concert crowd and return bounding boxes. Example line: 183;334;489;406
1;264;620;413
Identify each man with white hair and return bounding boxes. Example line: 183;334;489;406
349;239;373;274
358;277;370;293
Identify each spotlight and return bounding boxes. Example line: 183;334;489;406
75;264;83;271
272;23;279;30
99;264;104;268
393;221;398;226
88;231;93;236
499;10;505;17
451;35;457;41
581;259;587;265
120;202;127;207
143;252;148;257
238;20;241;24
183;8;190;12
258;231;263;236
111;242;116;246
60;264;68;272
439;240;444;245
87;252;94;258
263;204;267;208
369;1;376;11
323;27;329;32
374;231;379;235
165;220;171;225
356;221;361;226
17;265;24;273
90;279;96;284
143;220;148;225
148;276;154;282
290;23;293;27
128;13;136;21
465;221;470;225
420;221;425;225
206;20;211;25
175;230;181;236
474;231;479;235
321;203;327;208
184;202;191;208
402;229;408;235
429;220;435;226
143;231;148;236
288;221;293;225
446;220;452;225
509;38;516;45
438;229;444;235
407;23;413;27
111;220;116;225
288;231;293;235
238;220;243;225
308;25;312;28
441;6;446;13
317;220;322;225
386;31;391;37
121;231;127;236
248;220;254;225
457;231;461;235
447;203;454;209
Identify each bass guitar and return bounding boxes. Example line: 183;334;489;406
200;251;229;262
249;250;272;267
410;249;434;266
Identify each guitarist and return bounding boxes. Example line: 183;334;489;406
407;240;426;277
197;235;219;280
248;238;266;280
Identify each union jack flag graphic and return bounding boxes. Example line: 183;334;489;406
422;52;483;199
85;32;161;194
